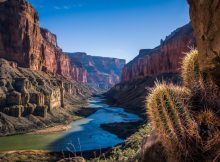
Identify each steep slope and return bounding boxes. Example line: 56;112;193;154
188;0;220;88
106;23;195;117
67;52;126;89
0;0;96;136
0;0;87;82
0;59;95;136
122;23;195;81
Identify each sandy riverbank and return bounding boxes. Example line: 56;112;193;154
28;124;71;135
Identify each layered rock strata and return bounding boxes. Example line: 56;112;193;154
67;52;126;89
122;23;195;82
0;0;87;82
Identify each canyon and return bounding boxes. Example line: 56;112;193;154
67;52;126;89
106;23;196;117
0;0;104;136
0;0;126;136
0;0;87;82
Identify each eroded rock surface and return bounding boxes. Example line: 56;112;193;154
0;0;87;82
0;59;95;136
106;23;194;116
188;0;220;87
67;52;125;89
122;23;195;82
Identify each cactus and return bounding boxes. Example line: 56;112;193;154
182;48;219;109
181;49;200;89
196;110;220;150
146;49;220;161
146;83;198;160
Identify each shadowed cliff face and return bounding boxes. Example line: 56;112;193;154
67;52;126;89
188;0;220;87
0;0;87;82
122;23;195;82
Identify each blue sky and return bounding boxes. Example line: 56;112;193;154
28;0;189;62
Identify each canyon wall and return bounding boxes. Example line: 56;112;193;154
0;0;43;70
188;0;220;87
67;52;126;89
40;28;87;82
0;0;87;82
122;23;195;82
106;23;195;117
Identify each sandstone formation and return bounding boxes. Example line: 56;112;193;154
40;29;87;82
0;0;42;70
122;23;195;82
106;23;195;117
188;0;220;87
67;52;126;89
0;59;95;136
0;0;87;82
0;59;91;118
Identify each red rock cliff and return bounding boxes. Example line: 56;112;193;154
0;0;87;82
41;28;87;82
122;23;195;82
0;0;43;70
67;52;125;89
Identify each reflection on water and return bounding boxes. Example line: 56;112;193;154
0;97;142;152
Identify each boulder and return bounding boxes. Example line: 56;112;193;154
141;131;167;162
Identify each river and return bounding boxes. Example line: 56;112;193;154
0;97;142;152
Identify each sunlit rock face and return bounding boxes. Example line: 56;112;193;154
106;23;196;117
67;52;126;89
0;0;43;70
188;0;220;87
0;0;87;82
122;23;195;82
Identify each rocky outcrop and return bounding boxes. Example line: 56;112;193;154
67;52;126;89
0;59;65;117
122;23;195;82
0;0;87;82
188;0;220;87
40;28;87;82
0;0;43;70
0;58;95;136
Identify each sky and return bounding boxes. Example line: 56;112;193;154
28;0;190;62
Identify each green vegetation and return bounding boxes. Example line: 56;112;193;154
146;49;220;162
90;124;152;162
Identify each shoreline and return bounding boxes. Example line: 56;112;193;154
27;124;71;135
28;107;100;135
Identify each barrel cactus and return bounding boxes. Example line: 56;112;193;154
181;48;219;110
147;83;198;161
181;49;200;89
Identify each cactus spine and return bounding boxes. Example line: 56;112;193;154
147;83;196;158
181;49;200;89
146;48;220;161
